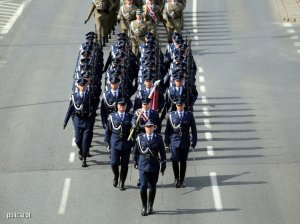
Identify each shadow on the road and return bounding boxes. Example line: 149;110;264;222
88;159;110;166
0;99;69;110
197;146;264;152
160;172;268;194
197;129;257;133
186;154;264;162
155;208;240;215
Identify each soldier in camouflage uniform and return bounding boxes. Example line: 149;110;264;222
162;0;184;42
129;9;149;57
142;0;162;38
85;0;115;47
118;0;138;35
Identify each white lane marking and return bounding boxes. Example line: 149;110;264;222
283;22;292;27
205;132;212;140
69;152;75;162
0;7;16;12
291;35;299;40
210;172;223;211
207;146;214;156
193;0;197;27
204;119;211;128
200;85;206;93
0;0;32;34
294;42;300;47
193;29;198;33
201;96;207;104
58;178;71;215
199;76;205;83
0;10;14;15
0;14;11;18
198;67;204;73
0;2;20;6
286;29;295;34
72;138;77;147
194;36;199;40
203;107;210;116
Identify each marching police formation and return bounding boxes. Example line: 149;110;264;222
64;0;198;217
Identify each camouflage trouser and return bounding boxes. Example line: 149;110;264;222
95;13;109;40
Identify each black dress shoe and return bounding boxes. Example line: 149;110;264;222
180;181;186;188
141;206;148;216
175;179;180;188
82;159;88;167
78;153;83;161
137;180;141;187
148;204;153;214
113;178;118;187
119;181;126;191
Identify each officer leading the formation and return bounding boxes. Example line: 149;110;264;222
105;98;134;191
164;98;197;188
63;78;97;168
130;9;149;57
134;120;166;216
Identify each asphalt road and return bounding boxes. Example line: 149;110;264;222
0;0;300;223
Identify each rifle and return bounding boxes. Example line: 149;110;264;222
155;34;161;81
127;112;142;141
185;30;193;111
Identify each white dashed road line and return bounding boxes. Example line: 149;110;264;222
69;152;75;163
286;29;295;34
205;132;212;140
294;42;300;47
202;107;210;116
58;178;71;215
0;0;32;35
210;172;223;211
207;146;214;156
198;67;204;73
193;0;197;27
199;76;205;83
204;119;211;128
200;85;206;93
283;22;293;27
201;96;207;104
72;138;76;147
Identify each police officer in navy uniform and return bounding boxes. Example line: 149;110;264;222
134;120;166;216
63;78;97;167
105;98;134;190
164;98;197;188
132;97;161;135
100;76;133;128
132;97;162;187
